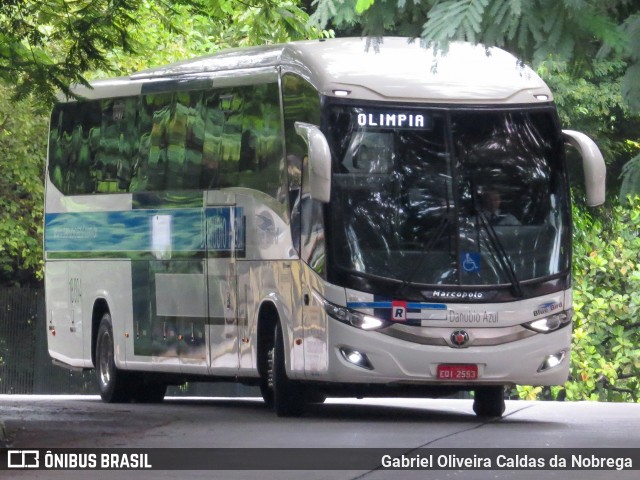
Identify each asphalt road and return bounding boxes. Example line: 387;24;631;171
0;394;638;479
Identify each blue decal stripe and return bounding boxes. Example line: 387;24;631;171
347;302;446;310
347;302;392;309
44;207;244;255
45;209;203;253
407;303;447;310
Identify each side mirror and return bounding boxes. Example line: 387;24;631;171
562;130;606;206
294;122;331;203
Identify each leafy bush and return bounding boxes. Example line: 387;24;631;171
567;200;640;401
0;86;47;285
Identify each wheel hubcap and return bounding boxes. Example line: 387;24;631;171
98;331;113;388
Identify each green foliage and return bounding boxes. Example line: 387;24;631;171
620;14;640;112
312;0;640;112
355;0;376;14
0;85;47;285
620;150;640;204
312;0;361;31
562;199;640;402
0;0;143;104
422;0;490;46
536;58;640;196
1;0;323;104
94;0;329;78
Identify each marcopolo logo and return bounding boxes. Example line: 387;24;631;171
423;289;500;302
7;450;40;469
430;290;485;300
450;330;470;347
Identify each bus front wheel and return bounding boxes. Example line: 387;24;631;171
95;313;131;403
271;322;306;417
473;386;506;418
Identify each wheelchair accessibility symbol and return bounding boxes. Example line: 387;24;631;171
461;252;481;273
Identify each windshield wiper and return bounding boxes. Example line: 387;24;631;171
335;265;408;286
474;203;524;298
337;207;452;298
397;216;451;295
395;177;453;298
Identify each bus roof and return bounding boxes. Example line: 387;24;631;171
71;37;552;105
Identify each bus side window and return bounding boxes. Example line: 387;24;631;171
162;90;205;191
129;96;154;192
185;92;205;190
48;102;102;195
93;100;122;193
49;83;283;196
115;98;139;191
148;105;170;190
165;95;189;190
49;127;65;190
237;83;283;197
202;95;224;189
130;132;150;192
218;90;243;188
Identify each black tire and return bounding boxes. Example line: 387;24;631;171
272;322;306;417
259;370;274;409
259;329;275;408
95;313;131;403
473;386;506;418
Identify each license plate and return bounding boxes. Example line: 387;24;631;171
437;364;478;380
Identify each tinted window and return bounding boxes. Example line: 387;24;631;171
48;83;283;198
324;103;570;295
282;74;322;261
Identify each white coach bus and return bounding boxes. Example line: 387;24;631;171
45;37;606;417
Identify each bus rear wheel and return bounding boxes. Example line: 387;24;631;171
95;313;131;403
473;386;506;418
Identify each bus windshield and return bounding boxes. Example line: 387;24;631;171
325;104;570;295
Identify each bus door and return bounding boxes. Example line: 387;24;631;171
205;194;241;374
298;147;329;375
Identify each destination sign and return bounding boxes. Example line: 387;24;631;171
356;111;432;129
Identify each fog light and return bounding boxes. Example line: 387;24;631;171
339;347;373;370
348;351;363;364
537;351;566;372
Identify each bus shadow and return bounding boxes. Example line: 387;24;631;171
162;397;560;427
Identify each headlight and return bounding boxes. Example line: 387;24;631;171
524;310;573;333
322;298;390;331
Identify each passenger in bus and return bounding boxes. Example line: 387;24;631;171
480;189;520;226
352;145;371;171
